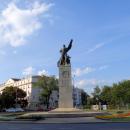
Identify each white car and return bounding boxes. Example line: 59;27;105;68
15;108;24;112
6;108;16;112
6;108;24;112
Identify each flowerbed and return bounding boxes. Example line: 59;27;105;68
95;112;130;120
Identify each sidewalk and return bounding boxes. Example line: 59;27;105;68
36;117;108;124
0;117;107;124
0;117;130;124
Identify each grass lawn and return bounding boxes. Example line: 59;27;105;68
107;109;130;114
111;117;130;121
0;112;28;121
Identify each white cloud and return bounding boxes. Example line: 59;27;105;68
73;65;109;77
75;79;106;88
75;79;87;88
86;37;119;54
22;66;34;75
99;65;109;70
75;79;111;94
73;67;95;77
0;50;6;55
13;50;17;54
87;42;106;54
0;1;52;47
38;69;49;76
22;67;49;76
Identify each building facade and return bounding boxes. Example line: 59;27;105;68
0;76;43;110
73;87;82;108
49;90;59;109
0;76;82;110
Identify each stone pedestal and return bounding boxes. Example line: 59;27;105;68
58;64;73;108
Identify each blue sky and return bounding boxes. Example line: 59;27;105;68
0;0;130;94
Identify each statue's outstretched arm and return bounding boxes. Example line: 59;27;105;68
66;39;73;52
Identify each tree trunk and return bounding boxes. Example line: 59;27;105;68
46;96;49;109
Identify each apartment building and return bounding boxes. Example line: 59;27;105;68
0;76;82;110
73;87;82;107
0;76;43;110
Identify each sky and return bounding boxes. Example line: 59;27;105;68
0;0;130;94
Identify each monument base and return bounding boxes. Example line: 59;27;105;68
47;108;105;118
58;64;73;108
49;108;82;113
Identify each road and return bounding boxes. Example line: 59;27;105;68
0;123;130;130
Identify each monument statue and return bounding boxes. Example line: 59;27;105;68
52;39;80;111
57;39;74;109
58;39;73;66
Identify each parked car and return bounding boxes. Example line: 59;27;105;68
6;108;24;112
6;108;16;112
15;108;24;112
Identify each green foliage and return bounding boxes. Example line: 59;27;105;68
80;89;89;106
34;75;58;108
91;80;130;109
112;80;130;107
0;86;27;109
91;86;101;104
100;86;112;104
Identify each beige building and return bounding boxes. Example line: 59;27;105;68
0;76;82;110
0;76;59;110
0;76;42;110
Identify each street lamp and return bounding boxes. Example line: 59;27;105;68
15;87;18;108
72;74;75;87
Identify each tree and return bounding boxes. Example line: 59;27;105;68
100;86;112;105
118;80;130;104
91;86;101;104
91;80;130;109
81;89;89;106
0;86;27;109
34;75;58;109
112;80;130;107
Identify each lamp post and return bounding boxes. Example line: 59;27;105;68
72;74;75;87
72;74;76;107
15;87;18;108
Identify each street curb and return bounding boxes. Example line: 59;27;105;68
0;120;130;124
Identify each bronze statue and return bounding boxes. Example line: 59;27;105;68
58;39;73;66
